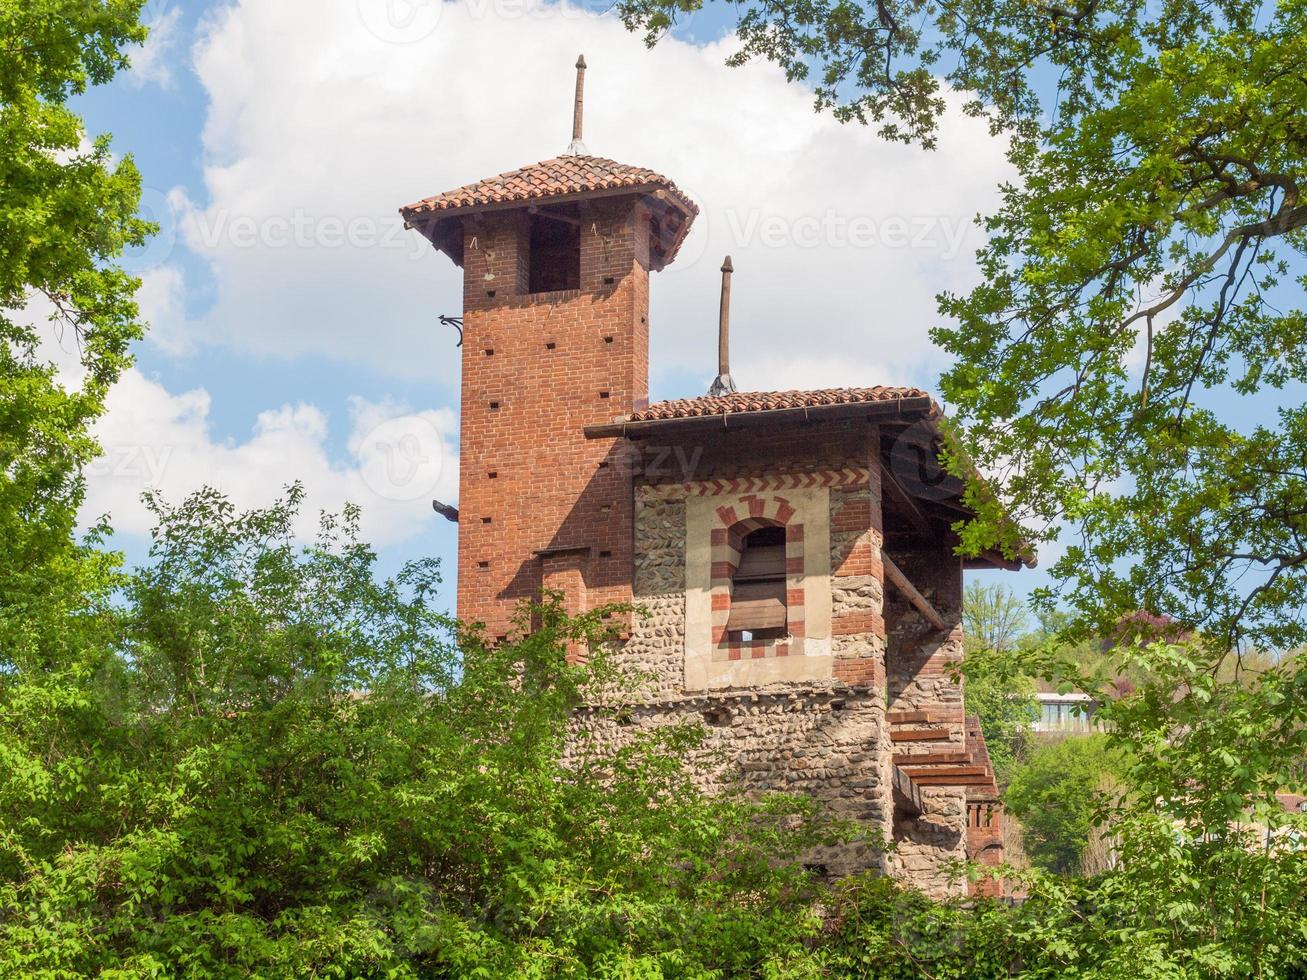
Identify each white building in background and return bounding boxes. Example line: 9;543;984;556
1033;691;1099;733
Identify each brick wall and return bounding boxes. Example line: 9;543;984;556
455;198;652;636
449;202;979;893
967;801;1005;897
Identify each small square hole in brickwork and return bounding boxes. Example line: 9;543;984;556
545;341;556;350
603;275;615;285
603;335;614;344
481;516;492;524
484;348;494;356
477;561;490;569
597;460;609;469
489;401;499;410
599;391;610;399
487;471;498;479
486;289;496;298
599;550;611;558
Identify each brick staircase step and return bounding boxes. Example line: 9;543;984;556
886;708;963;725
911;772;999;787
892;750;972;766
898;764;990;778
889;726;952;742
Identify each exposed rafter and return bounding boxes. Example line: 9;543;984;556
964;550;1024;572
878;459;932;536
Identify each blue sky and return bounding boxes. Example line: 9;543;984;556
72;0;1043;612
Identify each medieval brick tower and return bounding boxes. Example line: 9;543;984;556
400;58;1025;897
400;57;694;639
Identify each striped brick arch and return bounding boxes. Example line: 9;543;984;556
709;494;806;662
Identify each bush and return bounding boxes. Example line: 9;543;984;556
0;488;833;977
1004;734;1124;874
3;489;1303;977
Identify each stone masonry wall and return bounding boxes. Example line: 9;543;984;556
884;540;968;893
567;689;891;877
569;425;901;881
552;420;969;897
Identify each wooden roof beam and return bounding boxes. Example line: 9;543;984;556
878;459;933;537
963;549;1024;572
882;553;948;631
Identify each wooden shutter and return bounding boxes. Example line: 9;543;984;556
727;579;787;631
735;544;785;582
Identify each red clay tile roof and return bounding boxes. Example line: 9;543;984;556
400;155;698;219
1278;792;1307;813
624;387;935;422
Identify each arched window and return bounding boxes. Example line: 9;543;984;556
727;524;787;639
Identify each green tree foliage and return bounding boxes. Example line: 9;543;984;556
1004;734;1123;874
0;4;1300;975
1097;643;1307;962
963;582;1029;654
0;488;838;977
961;584;1039;783
6;488;1298;977
959;654;1038;786
817;876;1027;978
617;0;1307;654
0;0;151;669
990;638;1307;972
615;3;1307;963
932;0;1307;649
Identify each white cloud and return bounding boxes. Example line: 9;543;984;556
83;369;459;547
164;0;1011;393
127;3;185;89
136;264;192;355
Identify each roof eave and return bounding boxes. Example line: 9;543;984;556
400;181;697;227
583;395;939;438
401;183;697;270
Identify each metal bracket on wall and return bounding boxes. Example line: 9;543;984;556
438;314;464;347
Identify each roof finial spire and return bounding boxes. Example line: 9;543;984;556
709;256;738;396
565;54;588;156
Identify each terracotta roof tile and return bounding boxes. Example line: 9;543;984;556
624;387;934;422
1278;792;1307;813
400;155;698;218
